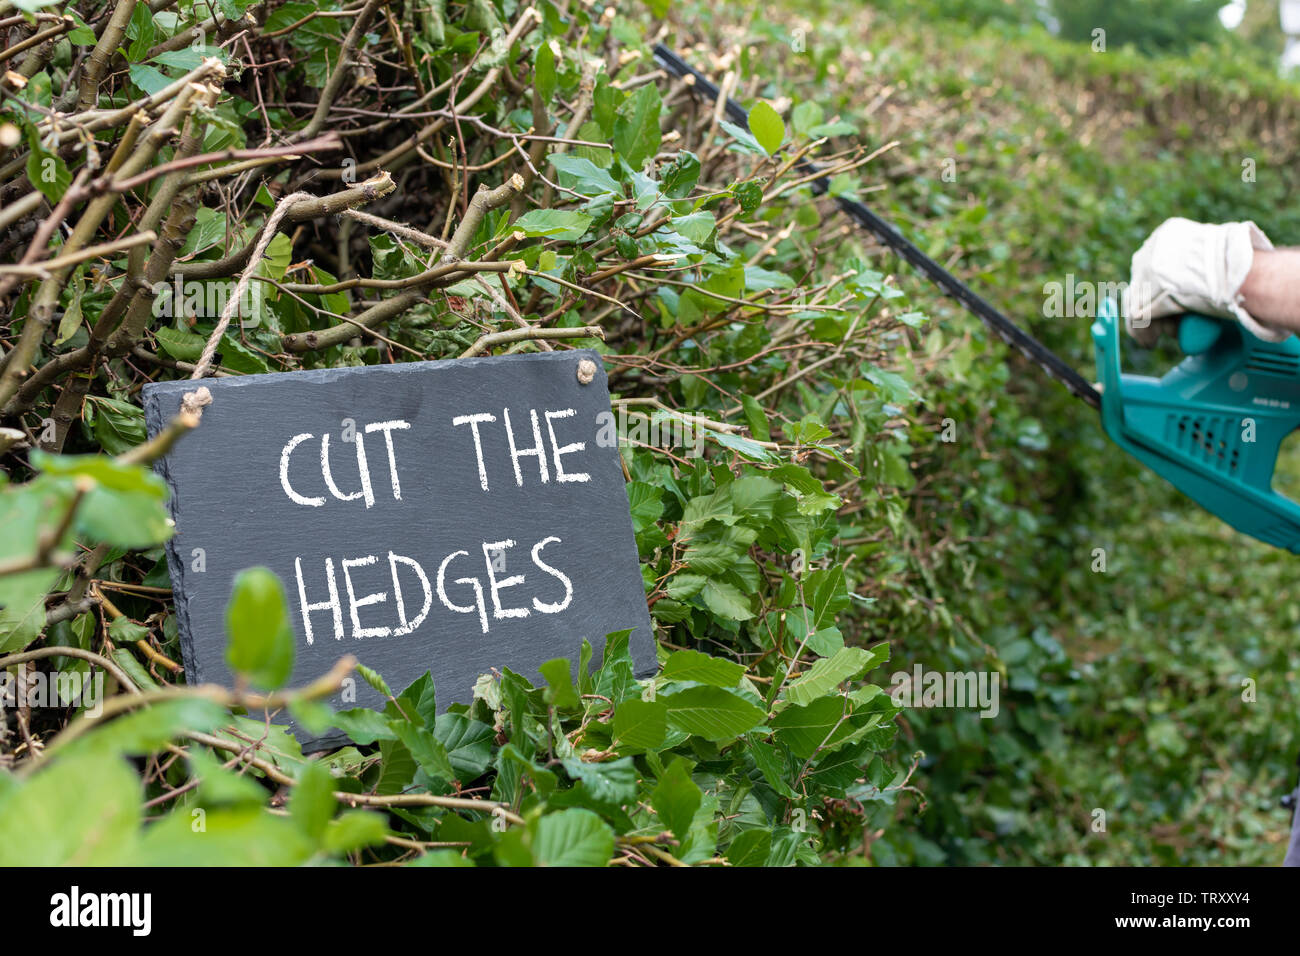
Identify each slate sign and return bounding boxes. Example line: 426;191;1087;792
142;351;655;748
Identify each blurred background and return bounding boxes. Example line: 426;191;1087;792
683;0;1300;864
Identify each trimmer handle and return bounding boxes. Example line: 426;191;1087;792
1093;300;1300;553
1175;313;1227;355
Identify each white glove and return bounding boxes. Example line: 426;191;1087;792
1122;217;1287;347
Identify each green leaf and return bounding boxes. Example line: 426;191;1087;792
54;275;84;345
323;810;388;852
57;698;226;760
611;698;667;751
806;738;875;793
512;208;593;240
539;657;580;710
331;707;399;745
805;566;850;630
665;572;707;599
727;827;773;866
613;82;662;169
549;154;621;196
154;326;207;362
434;713;494;778
561;756;638;803
534;41;557;101
76;483;173;549
0;753;140;865
719;120;763;155
661;150;701;198
770;696;852;759
782;646;876;706
290;761;336;841
700;579;755;621
25;139;70;205
663;685;765;740
224;567;295;690
187;748;267;807
0;479;72;652
741;395;772;442
747;101;786;155
748;738;798;798
530;808;614;866
659;649;745;687
791;100;824;136
651;759;702;840
130;806;314;866
395;671;437;727
625;481;665;532
391;719;456;783
87;396;147;456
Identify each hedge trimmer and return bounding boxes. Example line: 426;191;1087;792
654;44;1300;554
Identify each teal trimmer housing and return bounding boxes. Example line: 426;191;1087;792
1092;299;1300;552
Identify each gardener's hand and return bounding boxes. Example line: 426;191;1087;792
1122;217;1286;347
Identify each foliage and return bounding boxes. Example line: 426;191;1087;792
0;0;925;865
745;0;1300;864
2;0;1296;867
1051;0;1226;55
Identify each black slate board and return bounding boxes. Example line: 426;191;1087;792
142;351;655;750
